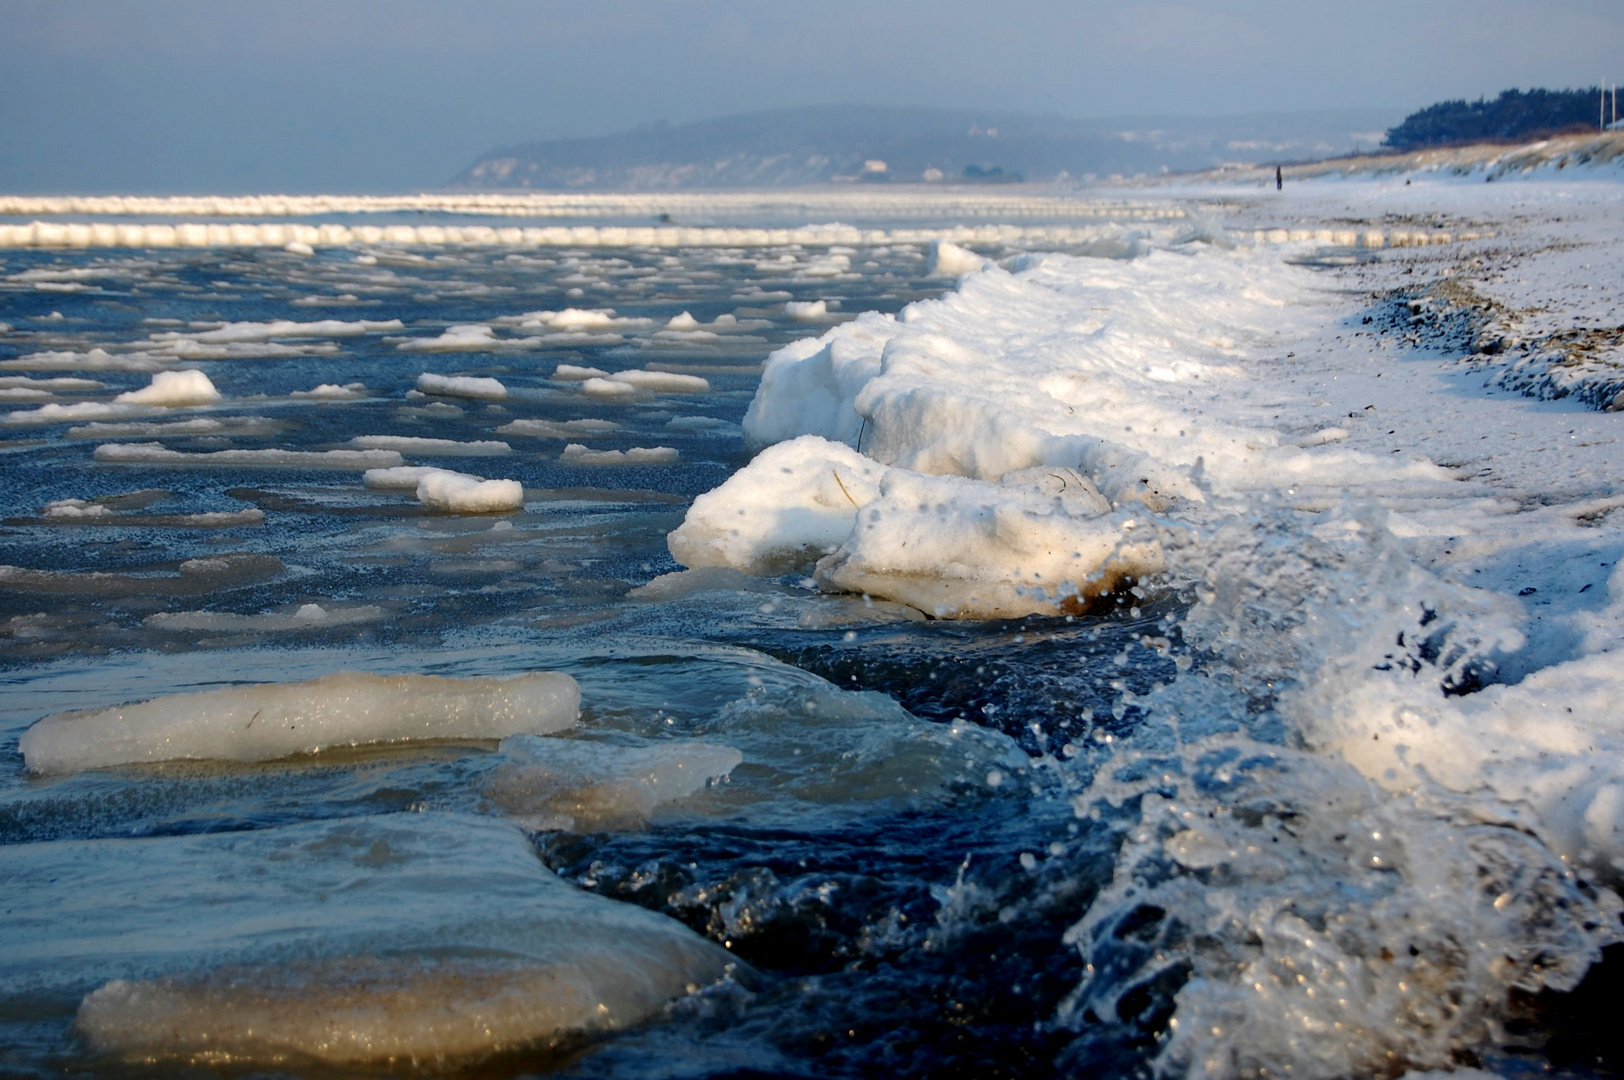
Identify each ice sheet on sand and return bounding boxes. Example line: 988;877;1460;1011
144;603;386;633
483;736;742;831
606;369;711;394
20;670;580;773
560;443;679;466
416;471;525;513
94;443;402;469
815;467;1161;619
416;372;508;400
668;435;886;574
0;813;728;1065
497;417;619;438
113;369;220;406
349;435;511;456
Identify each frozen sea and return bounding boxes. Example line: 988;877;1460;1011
2;178;1623;1079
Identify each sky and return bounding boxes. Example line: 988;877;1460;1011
1;0;1621;193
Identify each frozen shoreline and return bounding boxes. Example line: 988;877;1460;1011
670;173;1624;1076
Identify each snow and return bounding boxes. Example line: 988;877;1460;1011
348;435;512;456
95;444;403;469
415;372;508;400
927;239;991;277
112;369;220;406
20;671;580;773
4;812;728;1065
415;471;525;513
668;435;886;575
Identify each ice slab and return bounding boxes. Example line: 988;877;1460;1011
112;369;220;406
816;467;1162;619
0;552;282;595
560;444;679;466
144;603;386;633
20;670;580;773
417;471;525;513
0;813;729;1066
668;435;885;575
349;435;512;456
416;372;508;400
484;736;743;831
606;370;711;394
498;417;620;438
94;443;403;469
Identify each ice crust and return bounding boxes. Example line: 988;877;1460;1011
20;671;580;773
0;813;729;1066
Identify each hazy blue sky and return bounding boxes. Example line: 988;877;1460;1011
2;0;1620;192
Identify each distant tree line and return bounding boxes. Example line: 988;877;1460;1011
1384;87;1614;151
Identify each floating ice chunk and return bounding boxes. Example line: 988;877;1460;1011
815;468;1163;618
397;325;531;353
42;498;113;519
0;386;52;401
668;435;885;574
483;736;743;831
0;553;282;596
349;435;512;456
551;363;611;381
581;377;638;397
560;443;679;466
2;813;729;1066
497;417;620;438
664;414;740;434
665;311;701;331
145;603;386;633
20;670;580;773
0;348;171;372
415;372;508;400
291;382;366;400
149;339;341;361
0;374;102;390
607;369;711;393
283;240;314;256
67;416;280;439
4;401;156;425
113;369;220;406
94;443;403;469
149;318;400;343
363;465;473;490
416;471;525;513
928;239;991;277
783;300;828;322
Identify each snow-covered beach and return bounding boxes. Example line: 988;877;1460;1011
2;163;1623;1077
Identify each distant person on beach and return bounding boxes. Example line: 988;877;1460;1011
1276;165;1283;191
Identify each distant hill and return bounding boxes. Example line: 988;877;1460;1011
1384;87;1615;151
451;105;1400;190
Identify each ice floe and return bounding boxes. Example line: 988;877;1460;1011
94;444;403;469
560;444;679;466
496;417;620;438
0;813;728;1065
415;372;508;400
416;471;525;513
348;435;512;456
112;369;220;406
20;670;580;773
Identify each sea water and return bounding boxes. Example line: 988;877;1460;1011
0;207;1616;1078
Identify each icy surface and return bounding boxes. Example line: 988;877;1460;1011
21;671;579;773
0;813;728;1066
